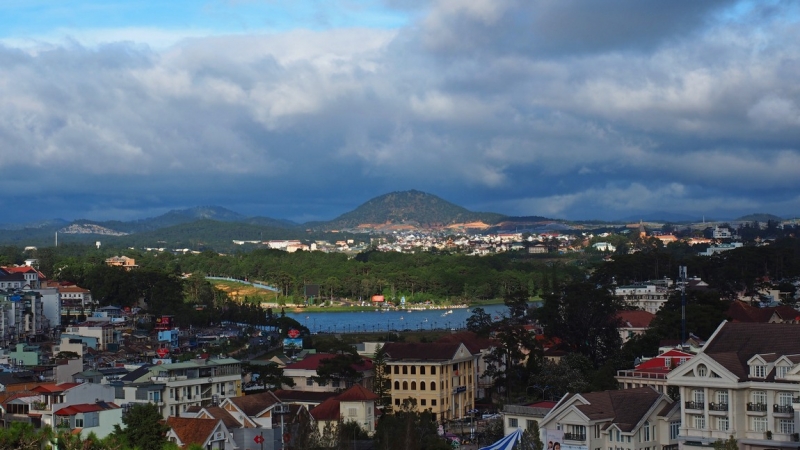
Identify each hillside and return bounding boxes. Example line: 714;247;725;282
321;190;505;230
735;213;783;223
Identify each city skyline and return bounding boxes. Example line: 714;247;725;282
1;1;799;223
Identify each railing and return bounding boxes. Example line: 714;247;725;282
663;445;679;450
615;370;667;380
709;403;728;411
773;404;794;414
564;433;586;441
747;402;767;412
685;401;704;410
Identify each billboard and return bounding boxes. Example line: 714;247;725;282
283;338;303;350
371;295;385;303
154;315;174;331
304;284;320;297
547;430;586;450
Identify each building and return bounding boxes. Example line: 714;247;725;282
616;310;656;344
502;400;555;436
54;401;122;439
57;285;96;318
382;342;479;423
538;387;677;450
309;384;379;435
28;382;116;428
283;353;374;393
124;356;243;418
614;284;671;314
105;256;138;270
616;348;694;394
698;242;743;256
666;322;800;450
64;322;117;351
166;416;235;450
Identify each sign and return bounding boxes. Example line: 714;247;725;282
371;295;385;303
454;386;466;394
253;435;265;444
287;329;300;338
156;348;169;358
283;338;303;350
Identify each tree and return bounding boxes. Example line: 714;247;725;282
374;399;450;450
112;403;169;450
712;435;738;450
246;362;295;390
466;307;493;337
372;344;392;410
313;353;367;389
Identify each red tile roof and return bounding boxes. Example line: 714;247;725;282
284;353;373;372
310;397;341;421
616;310;655;328
166;416;219;447
335;384;379;402
32;383;81;393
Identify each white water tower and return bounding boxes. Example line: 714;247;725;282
96;241;101;249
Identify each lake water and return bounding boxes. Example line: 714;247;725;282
285;303;510;334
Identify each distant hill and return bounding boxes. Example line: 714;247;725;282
320;190;505;229
0;218;69;231
618;211;703;223
735;213;783;223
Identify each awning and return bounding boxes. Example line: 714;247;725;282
479;428;522;450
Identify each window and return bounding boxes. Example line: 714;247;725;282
752;390;767;405
528;420;536;432
411;366;416;375
779;419;795;434
432;399;437;406
716;417;728;431
306;378;314;386
395;398;400;406
420;382;426;390
394;381;400;390
693;389;705;404
75;418;83;428
692;415;705;430
753;365;766;378
348;408;357;417
393;366;399;374
332;380;340;388
777;365;790;379
641;422;651;441
509;418;518;428
431;366;436;375
411;381;417;390
715;390;728;405
595;425;601;439
751;416;767;432
403;366;408;375
778;392;793;406
616;431;621;442
431;382;436;390
421;366;426;375
697;364;707;377
402;381;408;390
670;422;680;440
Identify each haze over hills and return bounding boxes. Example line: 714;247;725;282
0;190;792;249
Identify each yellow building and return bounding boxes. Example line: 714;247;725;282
382;342;478;423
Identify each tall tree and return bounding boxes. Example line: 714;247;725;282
372;345;392;410
112;403;169;450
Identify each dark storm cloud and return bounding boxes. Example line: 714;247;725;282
0;0;799;222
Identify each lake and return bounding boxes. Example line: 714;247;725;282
284;303;511;334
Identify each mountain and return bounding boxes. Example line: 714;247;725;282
735;213;783;223
319;190;505;230
618;212;704;223
0;218;69;231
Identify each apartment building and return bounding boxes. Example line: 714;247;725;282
616;348;694;394
126;357;243;418
666;322;800;450
382;342;479;422
613;284;670;314
283;353;374;392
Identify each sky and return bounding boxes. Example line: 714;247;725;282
1;0;800;224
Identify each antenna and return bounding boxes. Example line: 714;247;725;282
679;266;687;345
55;232;58;247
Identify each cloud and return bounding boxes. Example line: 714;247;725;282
0;0;799;222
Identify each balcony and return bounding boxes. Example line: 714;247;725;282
773;404;794;414
746;402;767;412
685;401;704;410
564;433;586;441
709;403;728;411
662;445;679;450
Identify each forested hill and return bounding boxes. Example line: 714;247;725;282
319;190;505;229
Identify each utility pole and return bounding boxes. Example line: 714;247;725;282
679;266;687;345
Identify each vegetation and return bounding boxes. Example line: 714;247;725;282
112;403;170;450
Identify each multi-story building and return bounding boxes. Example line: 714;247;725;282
64;322;117;351
382;342;479;423
616;348;694;394
666;322;800;450
613;284;671;314
28;382;116;429
57;284;96;318
283;353;374;393
125;357;243;418
0;290;49;344
538;387;678;450
104;256;138;270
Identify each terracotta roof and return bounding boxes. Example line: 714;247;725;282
616;310;655;328
272;389;338;404
166;416;219;446
435;331;498;354
55;402;119;416
32;383;81;393
335;384;379;402
703;322;800;381
576;387;663;432
227;391;282;416
382;342;467;361
200;406;241;429
284;353;373;372
726;301;800;324
310;397;341;421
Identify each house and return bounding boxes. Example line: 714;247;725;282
28;382;116;428
382;342;479;422
726;301;800;323
502;400;556;436
64;322;117;351
166;416;235;450
105;256;138;270
613;284;670;314
309;384;379;436
538;387;677;450
615;310;656;344
615;348;694;394
53;401;122;439
666;322;800;450
272;389;338;410
283;353;374;393
216;390;283;428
